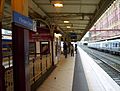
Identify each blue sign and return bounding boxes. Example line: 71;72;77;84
69;33;77;39
13;11;33;30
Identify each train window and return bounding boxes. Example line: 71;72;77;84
110;43;112;47
113;43;115;47
117;43;119;47
115;43;117;47
2;39;12;57
114;43;116;47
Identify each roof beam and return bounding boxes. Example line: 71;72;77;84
54;19;90;21
49;15;92;19
50;0;83;1
62;27;85;30
49;13;93;19
48;12;94;15
29;0;48;17
73;28;84;30
56;24;89;27
37;3;97;6
58;23;87;25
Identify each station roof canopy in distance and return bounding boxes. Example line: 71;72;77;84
3;0;116;41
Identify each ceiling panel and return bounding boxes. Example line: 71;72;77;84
70;20;89;24
34;0;50;3
81;5;96;13
40;5;80;13
2;0;116;41
81;0;100;4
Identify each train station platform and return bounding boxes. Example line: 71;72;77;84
36;47;120;91
36;55;75;91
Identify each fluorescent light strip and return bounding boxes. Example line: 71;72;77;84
67;26;71;28
64;21;69;23
54;3;63;7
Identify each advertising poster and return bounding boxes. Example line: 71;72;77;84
40;41;50;55
29;42;36;60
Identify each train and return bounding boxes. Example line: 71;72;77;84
88;39;120;55
2;39;12;57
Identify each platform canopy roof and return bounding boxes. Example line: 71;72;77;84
3;0;116;41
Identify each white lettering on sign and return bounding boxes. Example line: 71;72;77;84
19;17;32;27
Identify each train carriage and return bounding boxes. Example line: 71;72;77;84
2;39;12;63
88;39;120;55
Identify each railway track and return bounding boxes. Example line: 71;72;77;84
80;46;120;86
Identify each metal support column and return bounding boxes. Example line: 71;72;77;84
51;25;55;66
0;0;5;90
0;21;6;91
12;24;30;91
11;0;30;91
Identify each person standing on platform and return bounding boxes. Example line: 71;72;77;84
75;44;77;54
63;42;67;58
70;44;74;57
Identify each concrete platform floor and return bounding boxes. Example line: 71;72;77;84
36;54;75;91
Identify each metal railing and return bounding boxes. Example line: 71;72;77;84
29;54;52;85
4;53;52;90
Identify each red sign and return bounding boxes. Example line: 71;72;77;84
29;28;52;42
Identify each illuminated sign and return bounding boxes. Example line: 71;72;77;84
2;29;12;35
2;29;12;39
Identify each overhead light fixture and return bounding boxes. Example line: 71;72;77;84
55;33;62;38
67;26;71;28
54;3;63;8
64;21;69;23
51;0;63;8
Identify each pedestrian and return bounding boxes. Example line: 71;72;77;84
70;44;74;56
75;44;77;54
63;42;67;58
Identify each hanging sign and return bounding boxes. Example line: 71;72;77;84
33;20;37;32
13;11;33;30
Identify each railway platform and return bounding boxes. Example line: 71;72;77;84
36;47;120;91
1;0;120;91
36;54;75;91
